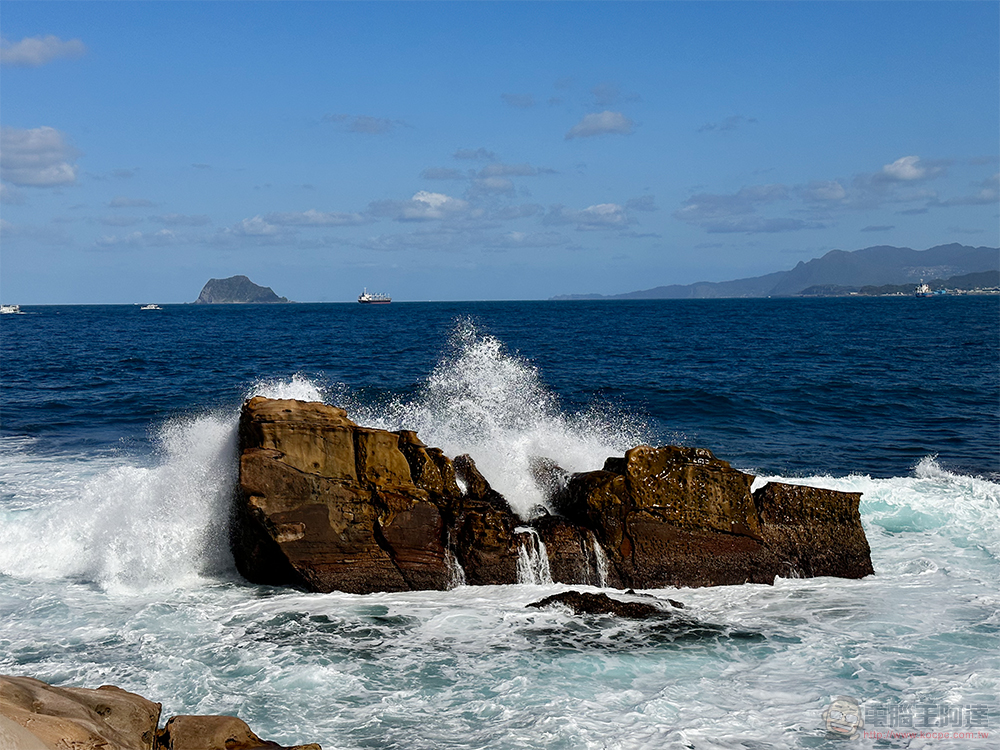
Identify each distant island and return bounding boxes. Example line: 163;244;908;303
194;275;289;304
553;243;999;300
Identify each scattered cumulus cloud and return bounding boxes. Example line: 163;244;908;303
501;93;535;109
878;155;945;182
0;126;80;187
231;216;282;236
323;114;406;134
544;202;632;231
566;111;634;139
368;191;471;222
0;35;86;67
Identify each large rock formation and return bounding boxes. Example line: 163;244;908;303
194;275;289;304
232;397;873;594
0;675;319;750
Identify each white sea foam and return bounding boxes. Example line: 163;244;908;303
2;358;998;748
341;320;648;517
0;374;326;593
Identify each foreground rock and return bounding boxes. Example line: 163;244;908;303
232;397;873;594
0;675;319;750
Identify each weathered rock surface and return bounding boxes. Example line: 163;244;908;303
0;675;320;750
232;397;873;594
551;445;873;588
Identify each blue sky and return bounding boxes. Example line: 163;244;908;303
1;1;997;303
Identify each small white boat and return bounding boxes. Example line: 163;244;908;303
139;304;163;310
0;304;21;314
358;289;391;304
915;282;932;298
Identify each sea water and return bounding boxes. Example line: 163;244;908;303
1;298;997;749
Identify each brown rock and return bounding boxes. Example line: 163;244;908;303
534;515;622;587
157;714;321;750
0;675;161;750
754;481;874;579
234;397;469;594
553;445;873;588
445;453;521;584
233;398;873;594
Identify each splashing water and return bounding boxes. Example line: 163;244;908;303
515;527;553;585
344;320;649;517
0;374;328;593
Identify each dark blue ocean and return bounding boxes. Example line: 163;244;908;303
1;298;998;749
2;297;997;477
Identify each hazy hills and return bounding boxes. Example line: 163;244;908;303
553;244;1000;300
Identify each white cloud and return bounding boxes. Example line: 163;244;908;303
231;216;281;236
544;203;632;230
802;180;847;202
368;191;471;222
1;35;86;67
881;155;927;181
264;209;371;226
0;126;80;187
565;111;634;139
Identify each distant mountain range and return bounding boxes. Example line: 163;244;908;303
194;275;289;304
552;244;1000;300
